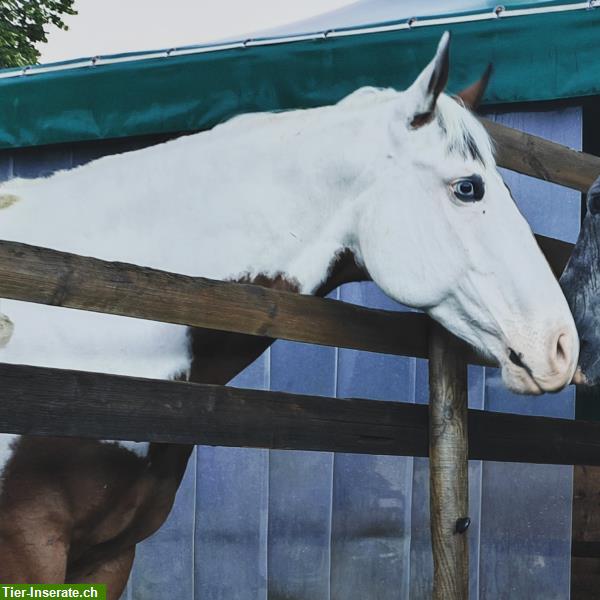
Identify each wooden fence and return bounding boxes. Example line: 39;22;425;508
0;118;599;599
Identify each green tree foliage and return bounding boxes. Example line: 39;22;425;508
0;0;77;68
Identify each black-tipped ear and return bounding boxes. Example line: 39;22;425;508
456;64;493;110
427;33;451;101
409;32;451;128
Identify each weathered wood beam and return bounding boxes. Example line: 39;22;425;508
572;541;600;559
0;239;573;367
429;324;470;600
482;118;600;193
1;363;600;466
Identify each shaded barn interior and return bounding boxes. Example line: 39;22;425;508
0;102;581;599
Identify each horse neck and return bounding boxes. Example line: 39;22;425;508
158;104;375;292
1;101;380;294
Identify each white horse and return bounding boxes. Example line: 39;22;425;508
0;33;578;592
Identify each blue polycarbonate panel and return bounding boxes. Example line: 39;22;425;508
267;331;337;600
330;283;416;600
130;456;196;599
194;353;270;600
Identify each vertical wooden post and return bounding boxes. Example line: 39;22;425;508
429;322;470;600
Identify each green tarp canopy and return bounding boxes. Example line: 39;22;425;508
0;0;599;149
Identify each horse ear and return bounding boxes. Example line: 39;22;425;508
456;64;493;110
407;31;450;129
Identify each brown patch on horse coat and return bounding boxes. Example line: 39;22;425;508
0;249;369;595
233;271;301;292
189;249;368;384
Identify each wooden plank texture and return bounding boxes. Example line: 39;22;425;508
429;324;469;600
330;283;416;600
1;362;600;466
482;118;600;192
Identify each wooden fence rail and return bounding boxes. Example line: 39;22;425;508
482;117;600;192
1;362;600;466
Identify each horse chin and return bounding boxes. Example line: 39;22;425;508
458;331;546;395
499;354;579;395
499;361;544;396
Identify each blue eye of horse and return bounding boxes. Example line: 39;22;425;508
452;176;484;202
588;193;600;216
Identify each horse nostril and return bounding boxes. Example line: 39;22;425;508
507;330;577;392
508;348;535;379
508;348;525;369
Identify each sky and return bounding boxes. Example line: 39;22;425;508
39;0;356;63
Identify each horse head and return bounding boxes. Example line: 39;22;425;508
353;32;578;394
